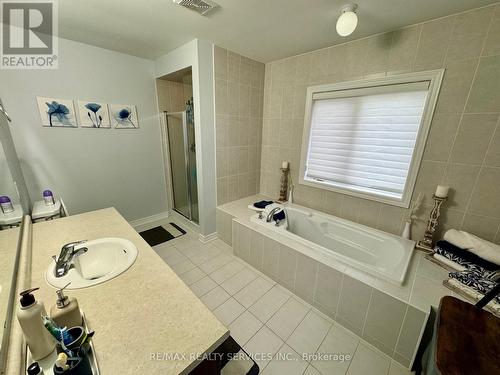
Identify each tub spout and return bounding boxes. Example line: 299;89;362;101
266;207;282;222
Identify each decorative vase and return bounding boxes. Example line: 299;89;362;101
402;220;411;240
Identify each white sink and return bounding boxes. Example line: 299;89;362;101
46;238;138;289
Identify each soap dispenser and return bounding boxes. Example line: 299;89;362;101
17;288;55;360
50;283;83;328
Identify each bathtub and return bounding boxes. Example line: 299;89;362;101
251;204;415;284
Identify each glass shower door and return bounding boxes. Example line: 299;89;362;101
186;113;198;223
166;112;191;220
165;111;198;223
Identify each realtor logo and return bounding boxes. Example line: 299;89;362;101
1;0;58;69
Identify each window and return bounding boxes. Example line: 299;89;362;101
299;70;444;208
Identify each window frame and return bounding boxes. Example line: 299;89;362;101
299;69;445;208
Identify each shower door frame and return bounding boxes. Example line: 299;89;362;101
164;111;194;221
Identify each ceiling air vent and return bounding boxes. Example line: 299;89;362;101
173;0;219;15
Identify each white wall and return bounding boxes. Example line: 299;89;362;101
0;38;167;221
0;118;31;212
0;143;17;203
155;39;217;237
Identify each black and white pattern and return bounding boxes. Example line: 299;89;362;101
449;270;500;304
434;242;500;303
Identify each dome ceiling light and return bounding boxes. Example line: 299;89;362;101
336;4;358;37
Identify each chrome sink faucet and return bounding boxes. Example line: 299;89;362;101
53;240;88;278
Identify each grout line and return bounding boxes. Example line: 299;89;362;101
407;252;424;306
307;323;336;371
334;273;345;318
410;24;424;72
311;261;320;306
392;304;410;359
494;223;500;244
360;287;374;338
344;341;361;374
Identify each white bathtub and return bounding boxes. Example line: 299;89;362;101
251;204;415;284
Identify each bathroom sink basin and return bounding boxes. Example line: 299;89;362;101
45;238;138;289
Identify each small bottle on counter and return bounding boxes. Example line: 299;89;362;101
17;288;55;360
43;190;55;205
50;283;83;328
0;195;14;213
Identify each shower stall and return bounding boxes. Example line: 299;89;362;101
165;103;198;223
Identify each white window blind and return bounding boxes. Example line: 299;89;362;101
305;81;430;201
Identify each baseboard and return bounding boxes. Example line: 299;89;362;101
199;232;218;244
129;211;170;232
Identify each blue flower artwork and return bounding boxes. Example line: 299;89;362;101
37;97;77;127
109;104;139;129
77;101;110;128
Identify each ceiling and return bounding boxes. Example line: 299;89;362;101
159;66;192;82
59;0;498;62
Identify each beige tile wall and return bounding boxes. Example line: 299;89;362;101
260;3;500;243
156;78;192;112
214;46;265;205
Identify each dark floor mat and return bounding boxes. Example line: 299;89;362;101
139;226;174;246
218;336;259;374
190;336;259;375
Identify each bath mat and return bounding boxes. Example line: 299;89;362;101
139;223;186;246
217;336;259;375
189;336;258;374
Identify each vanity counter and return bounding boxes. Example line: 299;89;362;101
30;208;229;374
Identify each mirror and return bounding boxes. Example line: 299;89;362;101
0;105;27;371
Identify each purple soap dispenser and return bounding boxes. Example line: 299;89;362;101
0;196;14;213
43;190;55;206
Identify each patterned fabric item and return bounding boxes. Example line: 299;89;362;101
449;270;500;303
435;246;481;272
434;243;499;277
435;241;500;303
435;240;499;271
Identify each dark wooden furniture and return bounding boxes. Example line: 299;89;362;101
435;295;500;375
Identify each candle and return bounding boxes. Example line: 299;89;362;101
435;185;449;198
282;161;289;169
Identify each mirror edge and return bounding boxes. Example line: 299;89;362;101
0;215;31;375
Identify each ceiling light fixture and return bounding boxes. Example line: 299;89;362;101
336;4;358;37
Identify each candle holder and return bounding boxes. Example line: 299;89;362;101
416;195;447;253
278;167;290;202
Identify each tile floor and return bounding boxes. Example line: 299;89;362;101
151;224;415;375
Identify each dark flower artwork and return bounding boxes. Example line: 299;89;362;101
85;102;103;127
45;101;71;126
112;105;138;128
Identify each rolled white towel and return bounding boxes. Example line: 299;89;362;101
433;253;466;271
444;229;500;266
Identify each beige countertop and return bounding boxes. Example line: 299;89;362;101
30;208;229;374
